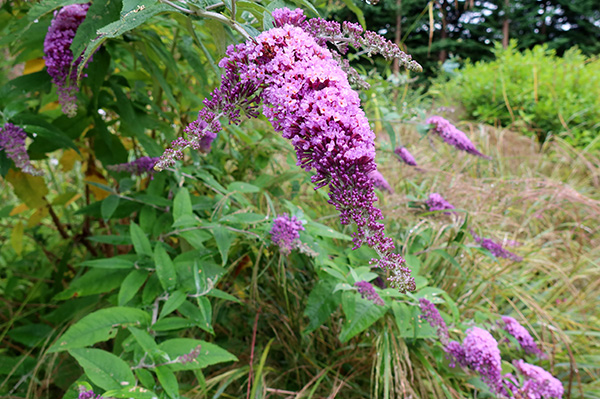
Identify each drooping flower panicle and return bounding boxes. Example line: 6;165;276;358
43;3;90;117
158;8;417;292
447;327;504;394
426;193;454;213
419;298;449;345
512;360;564;399
78;389;108;399
394;146;417;166
501;316;544;356
368;170;393;193
0;123;42;175
107;156;159;176
472;231;523;261
354;280;385;305
270;214;305;255
426;116;491;159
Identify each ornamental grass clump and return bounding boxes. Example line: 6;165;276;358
43;3;90;117
426;116;491;159
0;123;42;175
157;8;421;293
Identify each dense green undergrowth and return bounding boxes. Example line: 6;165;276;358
1;1;599;399
433;42;600;148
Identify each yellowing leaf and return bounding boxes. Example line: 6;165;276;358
120;137;134;150
60;149;83;172
24;58;45;75
85;175;111;200
10;203;29;216
40;101;60;112
11;222;24;255
27;207;49;228
6;169;48;209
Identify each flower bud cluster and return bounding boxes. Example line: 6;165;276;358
178;344;202;364
472;231;522;261
107;156;159;176
426;116;491;159
501;316;543;356
368;170;393;193
426;193;454;213
270;214;305;255
394;146;417;166
43;4;90;117
418;298;449;345
0;123;42;175
78;389;109;399
354;280;384;305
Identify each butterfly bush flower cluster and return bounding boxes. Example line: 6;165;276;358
107;156;159;176
0;123;42;175
472;231;523;261
43;3;90;117
426;193;454;213
78;389;110;399
178;344;202;364
508;360;564;399
158;8;419;292
270;214;305;255
501;316;544;357
447;327;504;394
354;280;384;305
394;146;417;166
368;170;393;193
418;298;449;345
426;116;491;159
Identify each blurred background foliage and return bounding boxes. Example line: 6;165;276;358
0;0;598;398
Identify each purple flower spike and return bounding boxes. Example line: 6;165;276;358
426;193;454;213
472;231;523;262
107;156;159;176
426;116;491;159
43;3;90;117
394;146;417;166
0;123;42;175
418;298;449;345
513;360;564;399
270;214;304;255
157;10;416;293
501;316;544;357
78;388;108;399
368;170;393;193
448;327;504;394
354;280;385;306
178;344;202;364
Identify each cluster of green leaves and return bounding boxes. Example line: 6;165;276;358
433;42;600;147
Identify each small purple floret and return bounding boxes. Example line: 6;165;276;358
354;280;385;305
0;123;42;175
426;116;491;159
394;146;417;166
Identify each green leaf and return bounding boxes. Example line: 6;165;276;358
211;226;233;266
391;302;436;339
227;181;260;193
48;307;150;352
130;223;152;257
69;348;135;391
339;292;388;343
81;255;136;270
339;0;364;27
127;326;158;355
118;269;149;306
159;290;187;319
23;124;80;153
155;366;179;399
177;300;213;334
101;195;120;220
154;244;177;291
305;220;352;241
158;338;238;370
54;269;128;300
71;0;122;60
173;187;193;225
27;0;88;21
101;387;159;399
303;279;340;334
11;221;24;256
220;212;266;224
152;317;194;332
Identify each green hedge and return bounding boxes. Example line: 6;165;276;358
434;42;600;148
